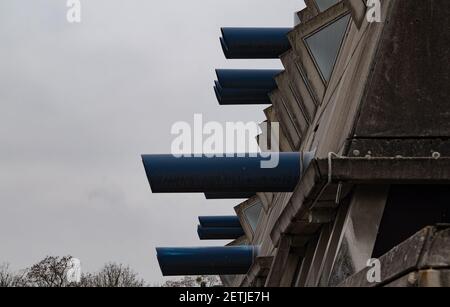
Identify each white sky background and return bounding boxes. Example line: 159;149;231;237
0;0;305;284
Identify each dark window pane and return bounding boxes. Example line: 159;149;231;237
244;202;263;232
305;14;350;82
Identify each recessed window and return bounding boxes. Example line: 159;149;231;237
235;197;264;241
305;14;350;82
314;0;340;12
244;202;263;233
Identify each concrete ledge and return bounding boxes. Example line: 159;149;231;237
339;225;450;287
317;157;450;184
271;157;450;246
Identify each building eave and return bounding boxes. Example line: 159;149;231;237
271;157;450;247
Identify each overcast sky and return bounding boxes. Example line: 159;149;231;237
0;0;305;284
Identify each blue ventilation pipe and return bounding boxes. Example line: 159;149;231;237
198;216;245;239
220;28;291;59
216;69;280;89
197;226;245;240
204;192;255;199
156;246;257;276
214;82;272;105
142;152;315;193
199;216;242;228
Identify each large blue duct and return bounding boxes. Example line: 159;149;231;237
220;28;291;59
215;69;281;89
142;152;313;193
197;226;245;240
213;70;280;105
199;216;242;228
156;246;257;276
204;192;255;199
214;82;272;105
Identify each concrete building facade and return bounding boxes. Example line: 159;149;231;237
144;0;450;287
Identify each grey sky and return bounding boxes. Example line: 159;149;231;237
0;0;305;284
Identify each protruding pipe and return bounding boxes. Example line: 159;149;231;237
197;216;244;239
199;216;242;228
220;28;291;59
214;82;271;105
197;226;245;240
213;70;281;105
204;192;255;199
156;246;257;276
215;69;281;89
142;153;311;193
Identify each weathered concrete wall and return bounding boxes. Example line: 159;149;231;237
348;0;450;157
339;226;450;287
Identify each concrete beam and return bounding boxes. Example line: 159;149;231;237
316;157;450;184
271;157;450;246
